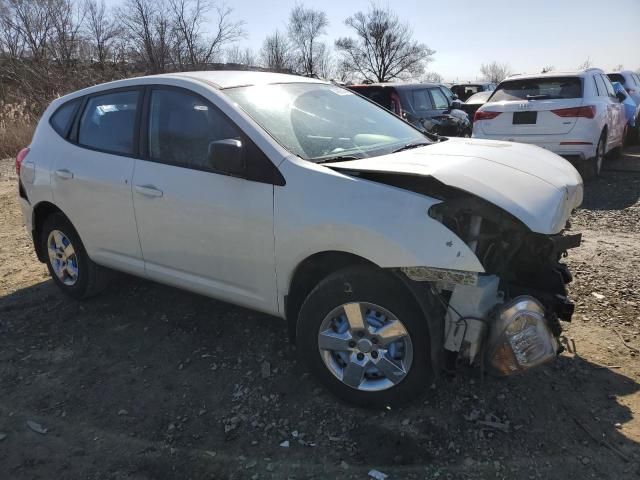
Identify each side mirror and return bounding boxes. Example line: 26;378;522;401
451;99;463;110
616;91;626;103
208;139;245;175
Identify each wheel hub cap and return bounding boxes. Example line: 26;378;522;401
356;338;373;353
47;230;78;286
317;302;413;392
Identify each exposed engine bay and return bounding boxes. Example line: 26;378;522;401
344;170;582;375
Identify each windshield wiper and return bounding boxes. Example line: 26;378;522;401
314;154;363;164
392;141;431;153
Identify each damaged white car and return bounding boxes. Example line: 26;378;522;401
17;71;583;406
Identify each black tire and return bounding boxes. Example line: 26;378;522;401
40;212;108;299
296;266;434;408
589;131;606;178
628;123;639;145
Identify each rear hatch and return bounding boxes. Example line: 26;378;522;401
477;76;584;136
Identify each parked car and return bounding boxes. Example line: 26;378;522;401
348;82;472;137
17;71;583;407
451;82;496;102
472;68;627;177
461;91;493;124
607;70;640;142
611;81;637;136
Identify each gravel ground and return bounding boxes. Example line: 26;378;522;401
0;156;639;479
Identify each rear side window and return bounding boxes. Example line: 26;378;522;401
491;77;582;101
148;88;240;170
50;99;80;137
633;74;640;86
410;89;432;111
78;90;139;155
429;88;449;109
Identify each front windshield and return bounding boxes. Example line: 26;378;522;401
224;83;430;162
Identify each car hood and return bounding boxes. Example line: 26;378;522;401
324;138;583;234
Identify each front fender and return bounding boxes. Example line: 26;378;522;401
275;157;484;301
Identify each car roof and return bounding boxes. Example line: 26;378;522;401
349;82;439;90
503;68;605;81
605;70;636;76
169;70;326;89
49;70;328;107
452;82;493;87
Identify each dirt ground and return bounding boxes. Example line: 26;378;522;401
1;153;639;480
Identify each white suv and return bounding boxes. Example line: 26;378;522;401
472;69;627;176
17;71;583;406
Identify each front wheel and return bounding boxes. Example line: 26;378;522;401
296;266;433;408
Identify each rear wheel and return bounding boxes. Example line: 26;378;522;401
296;266;434;408
41;213;109;299
590;131;606;177
628;122;639;145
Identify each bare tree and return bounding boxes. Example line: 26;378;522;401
334;5;434;82
169;0;244;70
225;45;255;66
0;1;25;59
612;64;624;72
118;0;173;73
2;0;55;61
577;57;592;70
422;71;442;83
49;0;86;67
480;61;512;83
260;30;292;72
541;65;554;73
85;0;119;67
287;5;328;76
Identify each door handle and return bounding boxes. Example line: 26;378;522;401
54;169;74;180
135;184;163;198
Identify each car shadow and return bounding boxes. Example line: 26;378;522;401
1;275;639;478
581;169;640;211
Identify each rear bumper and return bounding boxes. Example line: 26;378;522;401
19;196;33;232
471;133;597;160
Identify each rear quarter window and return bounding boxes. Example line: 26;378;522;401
491;77;582;101
50;99;80;137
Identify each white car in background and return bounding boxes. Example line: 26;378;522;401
17;71;583;406
473;69;626;176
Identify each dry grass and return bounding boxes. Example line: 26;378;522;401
0;101;35;159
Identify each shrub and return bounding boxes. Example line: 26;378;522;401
0;101;35;159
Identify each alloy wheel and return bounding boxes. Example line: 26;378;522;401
317;302;413;391
596;136;605;175
47;229;79;286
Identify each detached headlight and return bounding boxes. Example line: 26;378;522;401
487;296;558;375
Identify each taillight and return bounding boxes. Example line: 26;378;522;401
390;92;403;117
474;110;502;121
15;147;30;176
551;106;595;119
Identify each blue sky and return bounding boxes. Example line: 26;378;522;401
106;0;640;82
